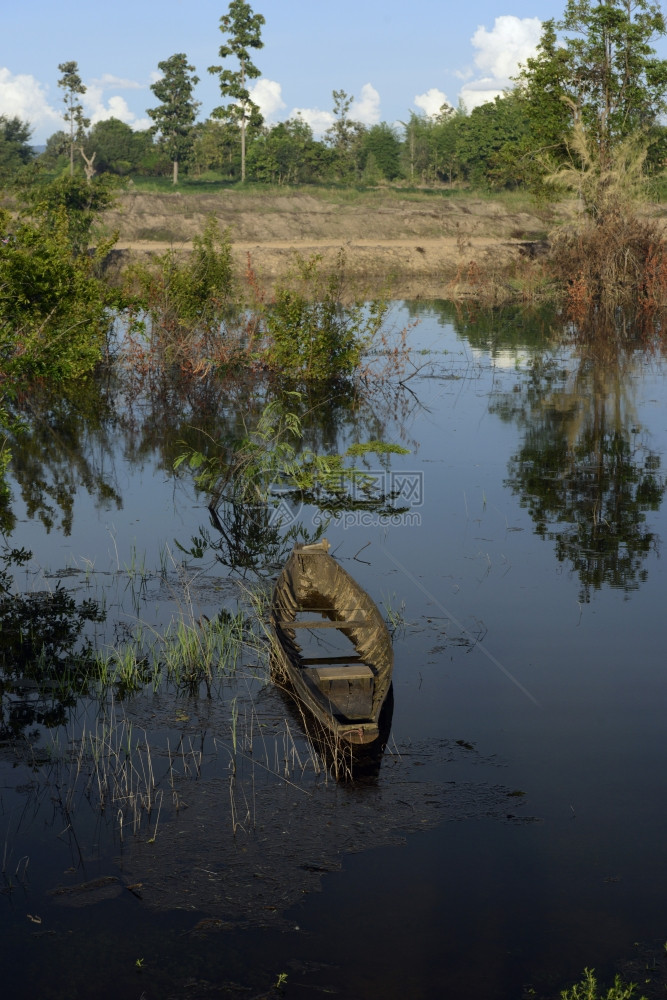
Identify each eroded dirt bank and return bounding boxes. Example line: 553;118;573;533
103;188;569;298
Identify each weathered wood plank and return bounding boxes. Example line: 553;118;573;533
301;655;365;665
310;664;374;683
275;619;371;629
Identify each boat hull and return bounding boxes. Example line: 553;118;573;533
270;541;394;745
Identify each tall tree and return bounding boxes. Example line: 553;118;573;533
147;53;200;185
520;1;667;169
57;61;89;177
515;20;574;163
208;1;265;182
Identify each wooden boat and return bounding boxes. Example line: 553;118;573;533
270;539;394;745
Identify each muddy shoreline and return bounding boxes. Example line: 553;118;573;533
102;188;562;299
109;236;540;300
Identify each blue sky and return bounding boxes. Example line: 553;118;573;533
0;0;631;143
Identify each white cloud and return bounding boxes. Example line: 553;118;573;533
459;81;504;111
355;83;380;125
91;74;144;91
86;82;150;131
414;87;451;117
471;15;542;81
289;106;334;137
248;78;286;119
0;67;60;139
0;66;153;142
458;15;542;111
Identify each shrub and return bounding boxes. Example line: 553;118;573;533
0;209;116;384
264;249;388;381
17;172;117;256
124;216;237;371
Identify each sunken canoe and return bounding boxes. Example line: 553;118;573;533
270;539;394;745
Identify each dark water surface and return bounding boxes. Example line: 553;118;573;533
2;302;667;999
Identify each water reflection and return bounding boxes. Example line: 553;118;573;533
6;302;667;999
0;548;105;740
405;299;557;355
5;380;122;535
490;345;666;601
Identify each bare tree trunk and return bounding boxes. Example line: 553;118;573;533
79;148;96;184
173;159;179;185
240;59;247;182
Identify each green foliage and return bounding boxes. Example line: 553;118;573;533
398;107;469;186
346;441;410;456
17;172;117;255
127;216;234;344
519;1;667;174
247;117;328;184
175;392;408;571
325;90;366;181
560;0;667;159
401;112;438;183
147;53;201;184
515;20;574;165
361;123;402;181
191;118;241;178
456;93;532;188
0;115;35;179
39;129;70;169
264;251;388;381
86;118;153;175
560;967;644;1000
0;224;114;383
0;175;117;385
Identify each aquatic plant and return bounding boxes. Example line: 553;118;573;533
264;249;388;381
381;591;408;635
560;967;645;1000
174;393;410;571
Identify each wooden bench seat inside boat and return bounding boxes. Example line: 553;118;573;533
275;618;372;629
308;664;374;719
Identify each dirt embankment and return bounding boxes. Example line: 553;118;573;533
103;188;570;299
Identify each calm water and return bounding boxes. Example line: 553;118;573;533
2;302;667;999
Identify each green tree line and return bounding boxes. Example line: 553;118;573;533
3;0;667;194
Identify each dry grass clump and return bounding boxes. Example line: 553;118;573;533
549;210;667;327
546;123;667;331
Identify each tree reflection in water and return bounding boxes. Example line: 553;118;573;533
490;338;666;602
